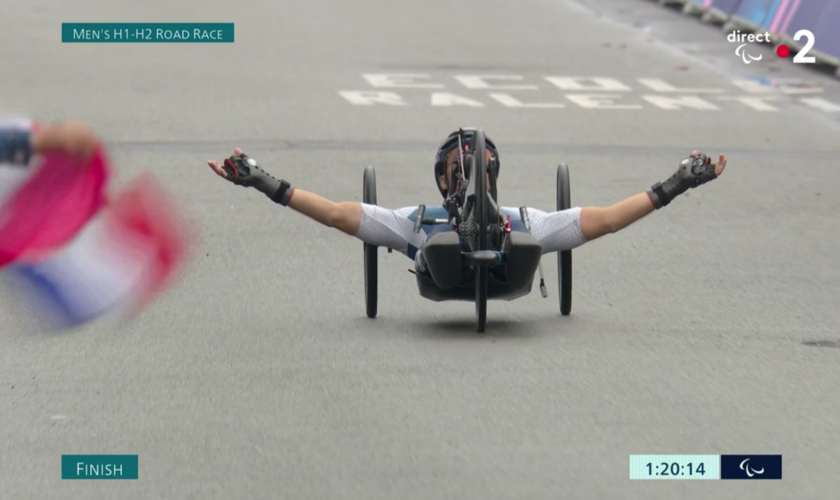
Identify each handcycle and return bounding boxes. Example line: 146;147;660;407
362;129;573;332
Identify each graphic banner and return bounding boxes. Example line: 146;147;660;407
733;0;785;30
708;0;744;15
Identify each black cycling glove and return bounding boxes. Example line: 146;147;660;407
648;152;718;209
222;152;294;205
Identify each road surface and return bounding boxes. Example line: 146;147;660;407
1;0;838;498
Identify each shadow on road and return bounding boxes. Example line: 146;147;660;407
351;313;580;341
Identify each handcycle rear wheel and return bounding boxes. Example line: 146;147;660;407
556;163;572;315
474;132;489;332
363;166;378;318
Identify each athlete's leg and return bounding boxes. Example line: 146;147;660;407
580;151;726;241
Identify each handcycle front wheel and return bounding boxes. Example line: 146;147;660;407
363;166;378;318
473;131;489;333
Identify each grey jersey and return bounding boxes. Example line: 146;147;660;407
355;204;587;261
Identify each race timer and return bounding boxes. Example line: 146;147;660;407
629;455;720;480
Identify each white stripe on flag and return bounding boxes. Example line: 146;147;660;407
7;210;159;328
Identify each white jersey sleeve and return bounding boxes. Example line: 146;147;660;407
524;206;587;254
355;204;426;254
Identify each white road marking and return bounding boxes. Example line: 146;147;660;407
362;73;444;89
717;96;780;111
338;91;407;105
800;97;840;112
454;75;539;90
545;77;632;92
638;78;724;93
343;74;840;113
642;95;720;110
431;93;485;107
730;78;823;94
731;79;778;94
489;93;565;108
566;93;642;109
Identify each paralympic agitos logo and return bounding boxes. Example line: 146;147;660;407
728;30;769;64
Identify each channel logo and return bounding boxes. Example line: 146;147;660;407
727;29;816;65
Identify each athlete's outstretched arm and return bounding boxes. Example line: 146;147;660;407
31;121;101;159
285;186;364;236
579;193;660;241
1;118;101;165
207;148;362;234
207;148;420;252
530;151;727;253
580;151;726;241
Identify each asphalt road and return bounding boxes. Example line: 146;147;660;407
1;0;839;498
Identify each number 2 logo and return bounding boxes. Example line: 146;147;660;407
792;29;816;64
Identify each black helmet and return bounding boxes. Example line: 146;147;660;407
433;128;500;198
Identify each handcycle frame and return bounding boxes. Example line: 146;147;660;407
363;129;573;332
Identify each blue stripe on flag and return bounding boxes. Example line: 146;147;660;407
9;264;103;328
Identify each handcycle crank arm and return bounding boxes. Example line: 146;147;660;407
415;205;455;228
413;205;426;233
487;195;501;220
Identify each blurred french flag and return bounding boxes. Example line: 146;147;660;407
0;117;191;329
